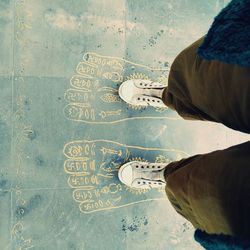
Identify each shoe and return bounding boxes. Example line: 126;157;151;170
118;161;167;189
118;79;167;107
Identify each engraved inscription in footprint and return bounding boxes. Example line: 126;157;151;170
63;139;188;213
63;52;178;124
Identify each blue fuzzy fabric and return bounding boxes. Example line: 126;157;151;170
194;230;250;250
197;0;250;67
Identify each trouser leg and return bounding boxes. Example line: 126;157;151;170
161;86;216;121
162;36;250;133
163;140;250;236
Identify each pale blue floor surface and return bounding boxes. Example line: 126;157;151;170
1;0;249;249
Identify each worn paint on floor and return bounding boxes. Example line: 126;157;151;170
2;0;247;249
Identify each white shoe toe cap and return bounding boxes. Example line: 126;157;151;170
118;163;133;186
118;80;135;103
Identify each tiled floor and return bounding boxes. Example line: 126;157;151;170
1;0;249;249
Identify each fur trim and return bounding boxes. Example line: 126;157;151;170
197;0;250;67
194;229;250;250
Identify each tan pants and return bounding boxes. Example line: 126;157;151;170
162;37;250;237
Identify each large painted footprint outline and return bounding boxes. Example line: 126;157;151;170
63;139;189;214
63;52;179;124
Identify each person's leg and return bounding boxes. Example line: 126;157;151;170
162;36;250;133
164;140;250;237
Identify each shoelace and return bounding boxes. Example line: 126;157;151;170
132;163;167;186
137;95;162;106
136;177;165;186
